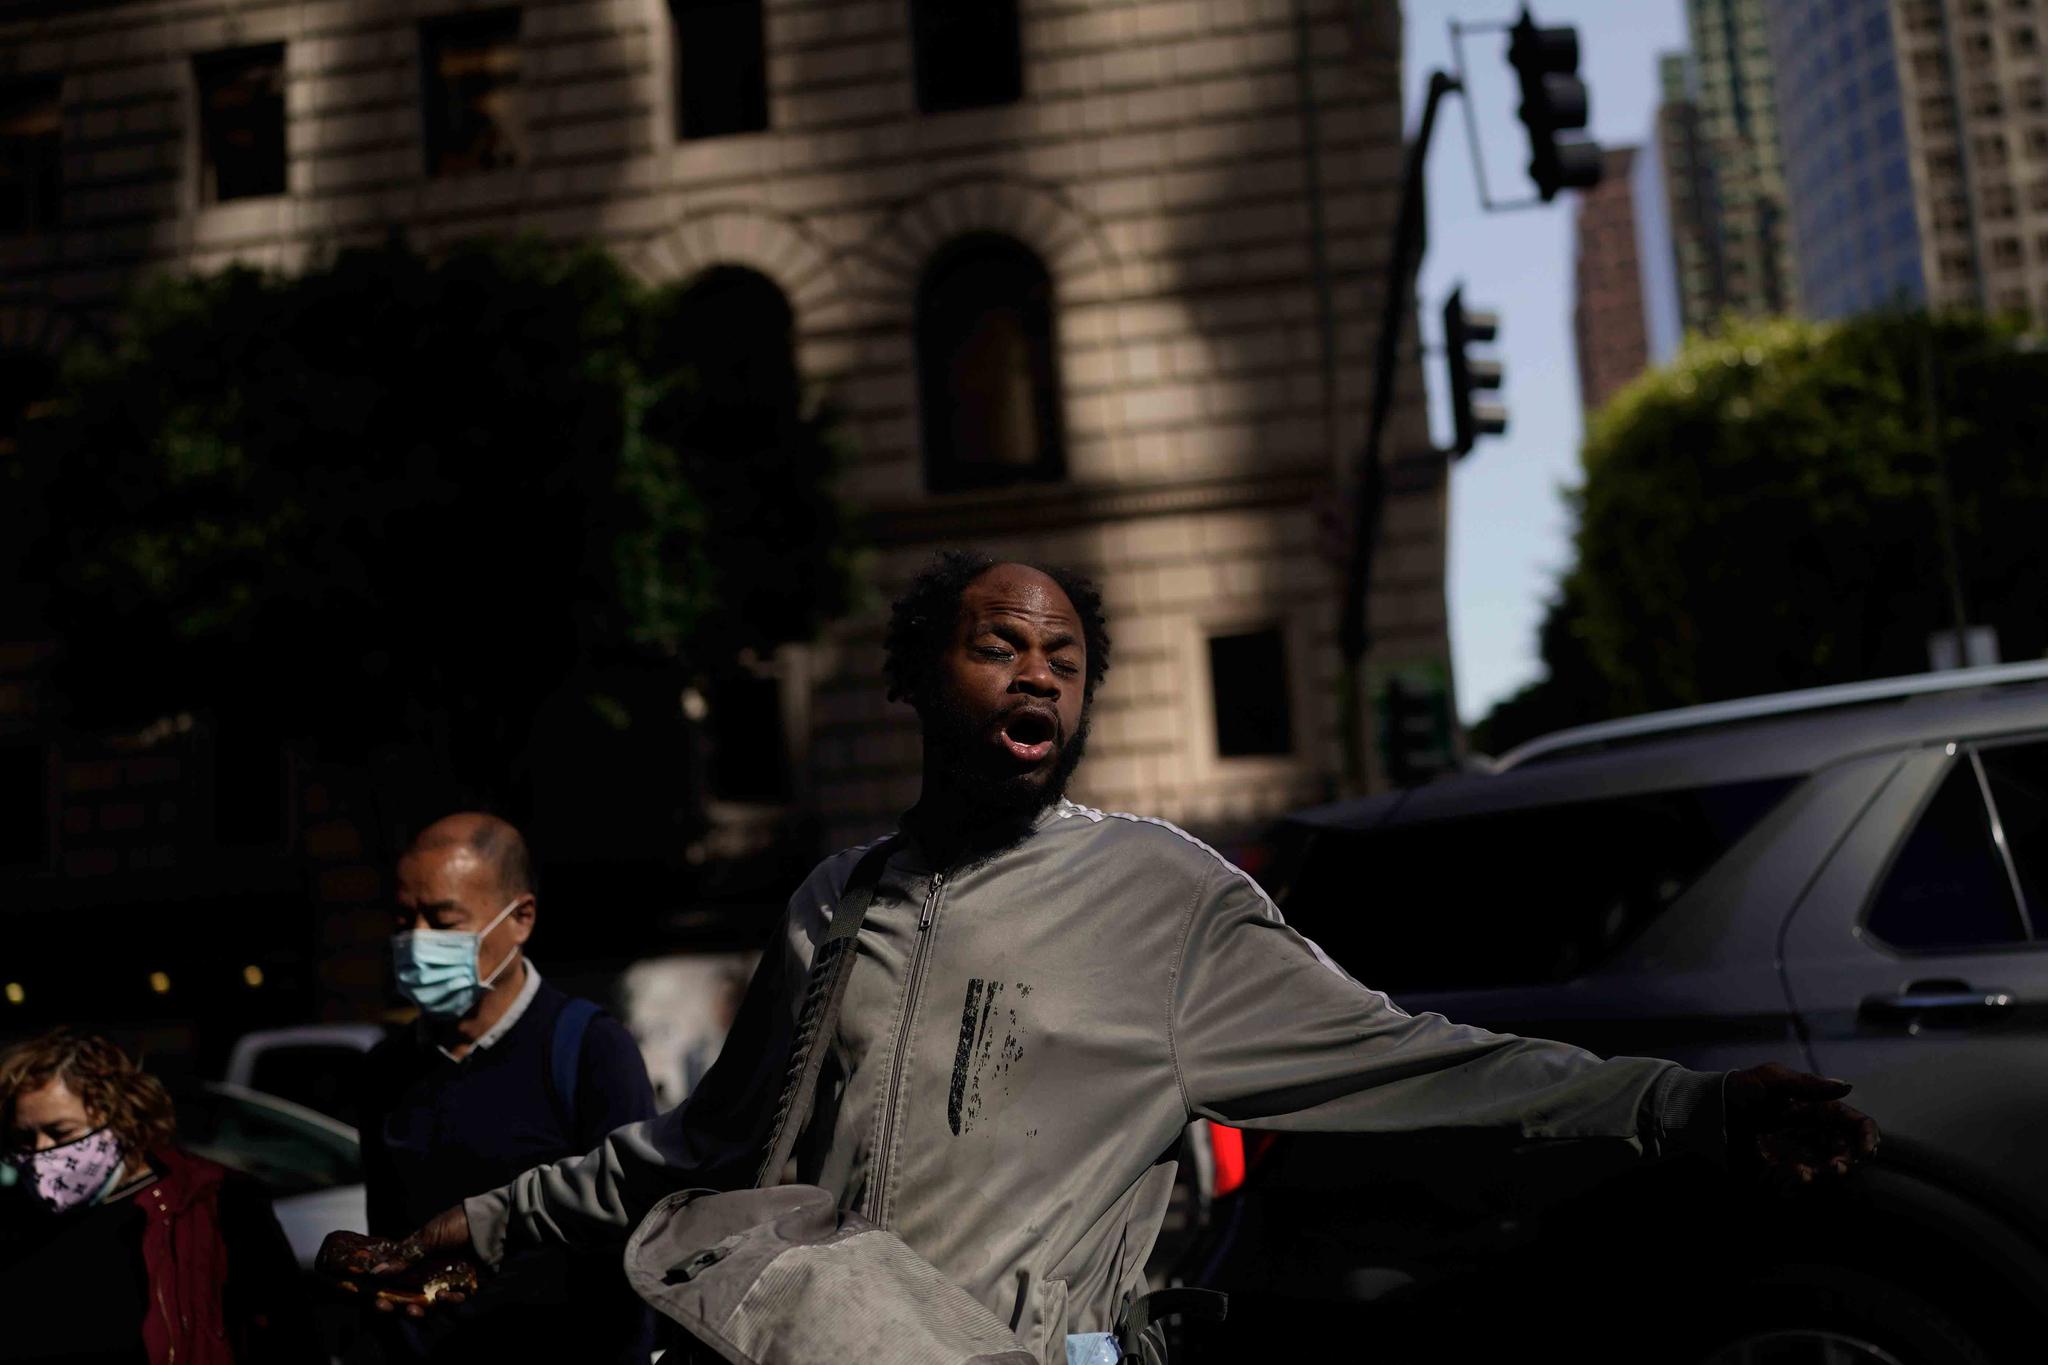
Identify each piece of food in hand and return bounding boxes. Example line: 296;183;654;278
317;1230;415;1278
364;1258;481;1310
415;1259;480;1301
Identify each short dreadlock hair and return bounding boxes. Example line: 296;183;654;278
884;550;1111;708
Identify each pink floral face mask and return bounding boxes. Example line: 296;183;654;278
9;1127;123;1213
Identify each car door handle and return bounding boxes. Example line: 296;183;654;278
1860;982;2018;1025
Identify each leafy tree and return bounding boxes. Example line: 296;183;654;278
8;238;856;852
1475;312;2048;755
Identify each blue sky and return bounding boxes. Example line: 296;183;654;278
1401;0;1688;723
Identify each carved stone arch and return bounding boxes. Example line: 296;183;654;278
855;172;1118;311
627;206;847;327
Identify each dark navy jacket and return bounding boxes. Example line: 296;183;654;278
359;970;656;1364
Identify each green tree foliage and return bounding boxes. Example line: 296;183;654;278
8;238;856;826
1475;312;2048;756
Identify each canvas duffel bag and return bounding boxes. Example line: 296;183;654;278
621;838;1035;1365
624;1182;1035;1365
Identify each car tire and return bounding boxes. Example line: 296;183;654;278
1692;1263;1996;1365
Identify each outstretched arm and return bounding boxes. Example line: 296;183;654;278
1173;865;1875;1180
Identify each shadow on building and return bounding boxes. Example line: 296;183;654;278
0;0;1449;1059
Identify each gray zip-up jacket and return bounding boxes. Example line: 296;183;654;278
464;799;1725;1362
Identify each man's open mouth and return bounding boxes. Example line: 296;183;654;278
997;708;1058;765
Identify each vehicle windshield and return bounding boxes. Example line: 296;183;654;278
175;1087;361;1197
244;1042;371;1127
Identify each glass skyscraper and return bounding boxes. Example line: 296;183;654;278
1769;0;2048;322
1768;0;1927;318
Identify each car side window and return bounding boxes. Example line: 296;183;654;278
1866;758;2027;951
1978;740;2048;931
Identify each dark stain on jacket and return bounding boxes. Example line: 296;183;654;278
949;978;1027;1135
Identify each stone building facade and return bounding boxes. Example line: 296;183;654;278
0;0;1446;973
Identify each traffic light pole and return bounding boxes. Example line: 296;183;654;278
1338;8;1598;787
1337;68;1460;788
1447;19;1545;213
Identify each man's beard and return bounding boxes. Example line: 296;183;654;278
922;695;1091;822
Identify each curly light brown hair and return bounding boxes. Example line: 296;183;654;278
0;1030;176;1154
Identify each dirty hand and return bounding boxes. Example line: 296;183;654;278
1724;1063;1881;1191
316;1205;477;1318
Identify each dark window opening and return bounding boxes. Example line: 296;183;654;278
917;234;1064;493
707;671;789;803
421;9;523;178
1279;778;1800;991
911;0;1022;113
0;744;49;868
1867;758;2028;950
0;348;58;459
196;44;287;203
212;722;285;848
672;0;768;139
0;79;61;234
1209;628;1293;758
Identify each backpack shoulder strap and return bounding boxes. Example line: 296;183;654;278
756;835;900;1187
550;996;602;1133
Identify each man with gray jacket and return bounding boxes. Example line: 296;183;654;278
322;551;1877;1360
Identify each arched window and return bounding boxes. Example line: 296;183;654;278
916;234;1064;493
1;79;62;233
650;268;802;804
910;0;1022;114
657;265;797;425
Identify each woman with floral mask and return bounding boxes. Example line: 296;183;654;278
0;1030;315;1365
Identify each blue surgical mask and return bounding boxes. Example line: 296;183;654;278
392;897;524;1019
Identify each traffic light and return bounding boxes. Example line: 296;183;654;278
1507;8;1602;201
1375;673;1455;788
1442;288;1505;456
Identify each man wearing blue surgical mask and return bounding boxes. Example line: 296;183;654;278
353;812;656;1365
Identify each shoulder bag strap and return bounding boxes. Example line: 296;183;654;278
548;996;602;1133
755;835;901;1187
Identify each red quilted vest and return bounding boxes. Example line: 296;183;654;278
135;1147;236;1365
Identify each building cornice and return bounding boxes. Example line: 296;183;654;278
860;467;1333;546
